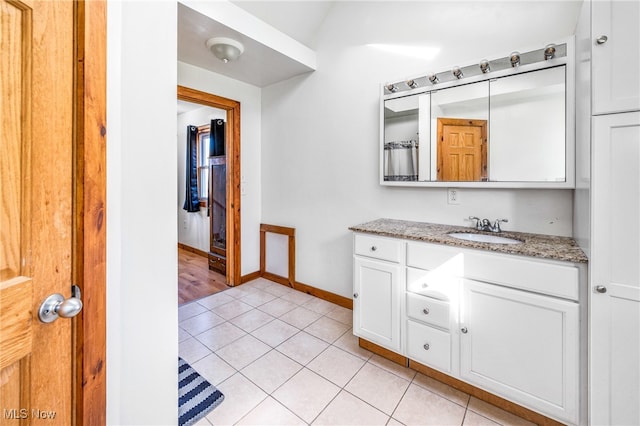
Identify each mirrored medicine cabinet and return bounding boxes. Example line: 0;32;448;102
380;40;575;189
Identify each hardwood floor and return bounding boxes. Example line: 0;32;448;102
178;247;229;305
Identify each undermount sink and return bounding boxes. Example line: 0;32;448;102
448;232;523;245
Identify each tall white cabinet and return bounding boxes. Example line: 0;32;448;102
587;1;640;424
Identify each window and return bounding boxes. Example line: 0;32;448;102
197;125;210;206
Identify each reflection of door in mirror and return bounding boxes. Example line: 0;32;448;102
437;118;487;181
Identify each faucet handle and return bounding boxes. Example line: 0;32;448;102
493;218;508;232
468;216;481;230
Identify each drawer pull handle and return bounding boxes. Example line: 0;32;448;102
370;246;377;252
422;308;430;315
423;343;430;350
461;327;468;334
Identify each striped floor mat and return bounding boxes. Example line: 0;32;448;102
178;357;224;426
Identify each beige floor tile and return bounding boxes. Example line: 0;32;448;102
205;373;267;426
333;331;373;361
258;298;299;317
211;299;256;320
241;349;303;394
281;290;315;305
345;363;410;415
179;302;208;321
276;331;330;365
393;384;466;425
179;311;226;335
325;305;353;326
178;326;191;343
387;418;405;426
192;353;237;386
463;409;501;426
242;278;276;291
313;390;389;425
279;306;322;329
224;286;257;299
237;396;306;426
197;292;236;309
307;346;366;387
216;334;272;370
252;319;300;347
369;354;416;381
467;398;537;426
179;337;213;364
272;368;340;423
231;309;276;332
305;316;350;343
196;322;247;351
302;298;338;315
412;373;470;407
240;289;277;307
263;284;296;297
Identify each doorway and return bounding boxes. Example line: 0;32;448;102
177;86;242;298
437;118;487;181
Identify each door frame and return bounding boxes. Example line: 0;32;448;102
74;1;107;424
177;85;242;286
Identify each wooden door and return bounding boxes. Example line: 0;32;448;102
437;118;487;181
1;1;75;423
590;112;640;425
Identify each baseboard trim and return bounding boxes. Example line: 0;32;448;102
240;271;261;284
177;243;208;258
359;338;563;426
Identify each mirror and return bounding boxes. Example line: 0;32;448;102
382;64;570;187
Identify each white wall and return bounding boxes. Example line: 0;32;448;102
178;61;262;276
177;105;226;253
107;1;178;424
261;1;578;298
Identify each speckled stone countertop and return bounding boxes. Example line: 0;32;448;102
349;218;588;263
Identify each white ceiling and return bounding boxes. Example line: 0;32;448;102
178;1;582;88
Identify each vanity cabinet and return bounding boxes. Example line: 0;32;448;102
351;232;584;424
352;235;402;352
460;279;579;423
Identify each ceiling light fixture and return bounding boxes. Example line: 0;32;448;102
205;37;245;63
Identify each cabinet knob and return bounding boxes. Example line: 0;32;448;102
423;343;430;351
595;285;607;294
422;308;430;315
461;327;468;334
596;35;608;45
370;246;377;252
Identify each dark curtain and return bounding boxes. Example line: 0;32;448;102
183;125;200;212
210;119;225;157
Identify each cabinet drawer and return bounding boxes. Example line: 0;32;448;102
354;234;402;263
406;267;459;301
406;292;450;330
407;320;451;373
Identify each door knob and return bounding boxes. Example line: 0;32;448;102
595;285;607;294
39;286;83;323
461;327;468;334
596;35;608;45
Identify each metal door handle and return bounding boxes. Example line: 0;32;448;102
461;327;468;334
596;35;608;45
595;285;607;294
39;286;83;323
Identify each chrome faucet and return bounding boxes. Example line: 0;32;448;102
468;216;508;233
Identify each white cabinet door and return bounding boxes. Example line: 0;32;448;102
353;257;401;352
592;0;640;115
591;112;640;426
460;280;579;424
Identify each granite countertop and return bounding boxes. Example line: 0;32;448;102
349;218;588;264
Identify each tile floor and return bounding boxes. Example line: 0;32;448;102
179;278;535;426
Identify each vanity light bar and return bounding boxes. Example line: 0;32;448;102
384;42;567;94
